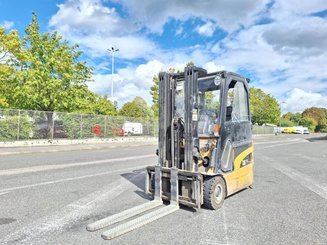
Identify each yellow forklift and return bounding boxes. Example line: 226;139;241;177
87;66;254;239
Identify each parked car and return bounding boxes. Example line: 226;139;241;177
303;129;310;134
282;128;296;134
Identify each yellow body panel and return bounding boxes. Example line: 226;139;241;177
223;145;254;196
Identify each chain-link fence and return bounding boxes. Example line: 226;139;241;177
252;124;275;135
0;109;158;141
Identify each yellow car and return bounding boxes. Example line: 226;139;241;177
282;128;296;134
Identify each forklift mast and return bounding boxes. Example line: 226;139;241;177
158;66;252;174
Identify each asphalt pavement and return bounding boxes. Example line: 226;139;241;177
0;134;326;244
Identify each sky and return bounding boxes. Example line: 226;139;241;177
1;0;327;112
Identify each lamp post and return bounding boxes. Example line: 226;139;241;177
107;47;119;100
279;101;286;134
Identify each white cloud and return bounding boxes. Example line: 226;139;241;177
262;16;327;56
88;73;119;95
49;0;157;60
196;22;215;37
47;0;327;111
0;21;14;29
50;0;135;34
114;0;270;33
207;3;327;112
203;61;225;73
284;88;327;113
269;0;327;20
89;60;165;107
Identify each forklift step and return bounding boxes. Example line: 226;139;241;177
101;204;179;240
86;200;163;232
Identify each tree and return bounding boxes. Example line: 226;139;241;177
250;88;280;125
0;27;26;108
292;112;302;125
282;112;293;121
0;115;32;141
282;112;301;126
299;117;317;133
186;61;195;67
119;96;153;119
149;75;159;117
91;95;117;115
302;107;327;132
302;107;325;123
280;119;294;127
7;13;93;135
149;61;195;118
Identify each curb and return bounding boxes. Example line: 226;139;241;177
0;137;158;156
0;137;158;148
0;142;158;156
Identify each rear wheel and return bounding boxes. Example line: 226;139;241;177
203;176;226;210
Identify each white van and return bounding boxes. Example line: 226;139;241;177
294;126;310;134
294;126;304;134
122;122;143;136
303;127;310;134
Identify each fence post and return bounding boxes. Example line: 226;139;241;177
80;114;83;139
17;110;21;141
104;115;107;138
51;112;55;140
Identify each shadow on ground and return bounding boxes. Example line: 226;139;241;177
121;169;153;201
306;135;327;142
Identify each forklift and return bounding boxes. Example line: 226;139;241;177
87;66;254;240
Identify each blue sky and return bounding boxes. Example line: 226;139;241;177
1;0;327;112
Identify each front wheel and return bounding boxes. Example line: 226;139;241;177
203;176;226;210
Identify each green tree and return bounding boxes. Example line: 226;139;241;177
149;75;159;117
299;117;317;133
119;96;153;119
0;27;27;107
292;112;302;125
250;88;280;125
186;61;195;67
0;116;32;141
282;112;301;126
149;61;195;118
302;107;327;132
88;94;117;115
7;13;93;135
282;112;293;121
280;118;294;127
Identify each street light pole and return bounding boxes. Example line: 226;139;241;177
108;47;119;100
279;101;286;134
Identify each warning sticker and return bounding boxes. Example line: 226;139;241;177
192;109;198;121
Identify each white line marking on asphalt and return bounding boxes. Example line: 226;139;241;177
254;138;300;145
0;154;154;176
0;191;9;196
258;139;305;149
0;173;142;244
0;165;148;193
261;155;327;200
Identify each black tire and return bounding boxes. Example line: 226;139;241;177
203;176;226;210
